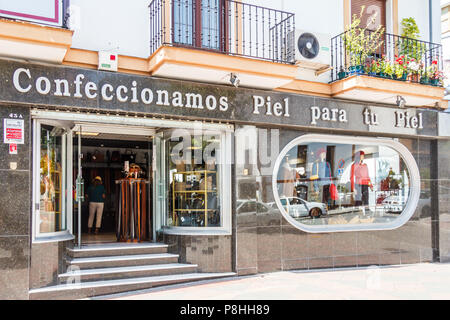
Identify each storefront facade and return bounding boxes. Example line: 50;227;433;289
0;58;449;299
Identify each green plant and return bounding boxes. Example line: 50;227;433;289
384;61;394;77
393;55;407;78
401;18;420;40
399;17;426;61
343;6;385;67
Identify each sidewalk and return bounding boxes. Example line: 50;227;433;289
99;262;450;300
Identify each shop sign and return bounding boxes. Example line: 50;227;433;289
0;59;440;138
3;119;24;144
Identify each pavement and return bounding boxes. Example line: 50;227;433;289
97;262;450;300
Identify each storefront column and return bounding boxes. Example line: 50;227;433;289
437;138;450;262
0;105;31;300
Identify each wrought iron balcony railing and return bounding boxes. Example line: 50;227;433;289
331;28;444;87
149;0;295;64
0;0;70;28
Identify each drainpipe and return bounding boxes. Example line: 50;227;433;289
429;0;433;43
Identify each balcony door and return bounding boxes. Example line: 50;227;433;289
351;0;386;31
173;0;227;51
351;0;387;59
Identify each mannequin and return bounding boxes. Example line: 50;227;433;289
311;148;332;205
350;151;373;207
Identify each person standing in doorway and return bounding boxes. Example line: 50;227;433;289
86;176;106;235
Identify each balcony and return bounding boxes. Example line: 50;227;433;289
0;0;72;64
330;28;446;108
148;0;297;89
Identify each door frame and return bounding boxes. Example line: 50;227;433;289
32;119;74;242
31;110;234;243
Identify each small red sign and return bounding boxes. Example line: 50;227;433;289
9;143;18;155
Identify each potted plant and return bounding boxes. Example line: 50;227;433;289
337;66;348;80
393;55;408;81
384;61;394;79
407;58;420;83
429;60;444;86
420;65;430;85
378;57;387;78
343;6;385;76
399;18;426;62
365;59;380;76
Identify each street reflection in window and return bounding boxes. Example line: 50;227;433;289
273;136;420;231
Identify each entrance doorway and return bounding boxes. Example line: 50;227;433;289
32;111;233;246
73;124;155;245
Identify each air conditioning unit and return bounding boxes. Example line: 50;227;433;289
287;30;331;72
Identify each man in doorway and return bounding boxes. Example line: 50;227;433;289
86;176;106;234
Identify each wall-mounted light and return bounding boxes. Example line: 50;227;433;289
230;73;240;88
396;95;406;108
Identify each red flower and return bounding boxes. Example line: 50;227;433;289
432;60;438;65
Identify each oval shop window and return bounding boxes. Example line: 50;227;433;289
272;135;421;233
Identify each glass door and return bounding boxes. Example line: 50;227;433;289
153;131;168;238
33;121;73;240
173;0;223;50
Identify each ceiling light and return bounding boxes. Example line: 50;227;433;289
75;132;100;136
230;73;240;88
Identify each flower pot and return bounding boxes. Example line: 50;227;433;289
349;65;364;75
409;74;420;83
337;71;348;80
430;78;440;86
394;73;407;81
420;77;430;85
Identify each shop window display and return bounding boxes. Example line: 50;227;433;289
166;131;221;228
39;125;66;233
273;135;420;232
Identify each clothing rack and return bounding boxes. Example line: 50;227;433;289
115;178;150;242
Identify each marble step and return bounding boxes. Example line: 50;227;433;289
59;263;198;283
67;243;169;258
66;253;179;269
30;272;236;300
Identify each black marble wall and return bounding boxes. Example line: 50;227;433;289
0;105;31;300
162;234;233;273
234;125;439;275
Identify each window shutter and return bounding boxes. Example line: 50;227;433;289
351;0;386;31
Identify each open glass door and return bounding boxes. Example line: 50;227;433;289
33;120;74;240
153;131;167;240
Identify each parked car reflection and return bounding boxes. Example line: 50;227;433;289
268;197;328;218
382;195;407;213
236;200;281;226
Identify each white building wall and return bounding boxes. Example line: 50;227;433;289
398;0;431;42
246;0;344;35
66;0;440;59
70;0;150;58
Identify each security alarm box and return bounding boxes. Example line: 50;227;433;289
98;51;118;72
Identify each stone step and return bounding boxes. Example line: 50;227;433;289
59;263;198;283
29;272;236;300
66;253;179;269
66;243;169;258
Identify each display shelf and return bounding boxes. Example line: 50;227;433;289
172;170;217;227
